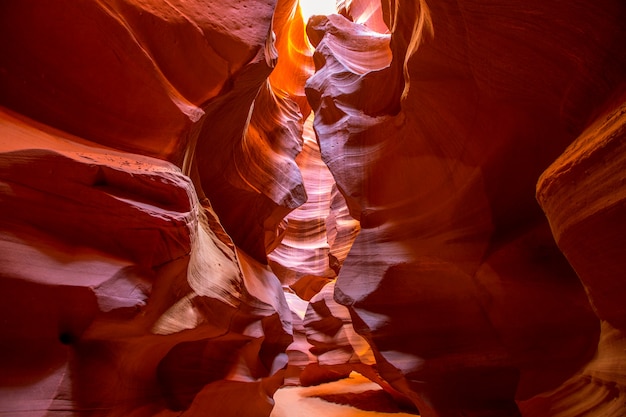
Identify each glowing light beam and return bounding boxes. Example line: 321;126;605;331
298;0;337;22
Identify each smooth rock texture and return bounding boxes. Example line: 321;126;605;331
270;0;315;112
2;0;626;416
0;108;291;417
268;115;360;284
0;0;297;415
530;91;626;416
306;1;626;416
337;0;388;34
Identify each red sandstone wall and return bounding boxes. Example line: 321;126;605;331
1;0;626;416
306;1;626;416
0;1;295;415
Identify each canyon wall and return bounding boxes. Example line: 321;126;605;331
1;0;626;416
0;1;297;415
306;0;626;416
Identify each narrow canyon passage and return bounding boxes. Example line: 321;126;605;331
1;1;626;417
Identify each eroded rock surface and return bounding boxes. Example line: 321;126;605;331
0;108;292;416
531;91;626;417
0;0;298;416
306;1;626;416
268;115;360;284
2;0;626;416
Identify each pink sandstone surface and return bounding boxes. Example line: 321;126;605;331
1;0;626;416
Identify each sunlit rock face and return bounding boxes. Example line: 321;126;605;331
270;0;315;112
171;0;309;263
283;276;416;407
268;115;360;284
0;0;309;265
2;0;626;416
531;91;626;417
306;1;626;416
0;0;297;416
302;280;374;371
283;277;367;385
337;0;388;34
0;107;293;416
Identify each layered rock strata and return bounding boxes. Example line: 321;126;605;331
0;0;302;415
0;108;291;416
531;91;626;416
306;1;626;416
2;0;626;416
268;115;360;284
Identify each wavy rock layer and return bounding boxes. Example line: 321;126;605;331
530;91;626;416
0;0;300;415
268;115;360;284
0;0;310;265
337;0;388;33
0;0;266;162
306;1;626;416
270;0;315;112
174;0;309;263
0;108;292;417
283;278;411;407
2;0;626;416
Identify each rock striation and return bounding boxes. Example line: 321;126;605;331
2;0;626;416
531;90;626;417
0;0;299;416
306;1;626;416
268;115;360;284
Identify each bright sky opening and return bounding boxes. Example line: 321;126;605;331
299;0;337;22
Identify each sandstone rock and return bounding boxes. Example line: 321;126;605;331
530;91;626;415
537;91;626;332
306;2;626;415
268;115;360;284
336;0;388;34
0;0;263;162
2;0;626;416
270;0;315;113
283;277;412;408
0;0;307;265
303;280;374;369
0;107;292;416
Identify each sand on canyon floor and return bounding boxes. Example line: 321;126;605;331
270;372;420;417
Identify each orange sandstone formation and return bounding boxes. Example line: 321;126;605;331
531;91;626;417
306;1;626;416
268;115;360;284
0;108;291;416
1;0;295;416
1;0;626;416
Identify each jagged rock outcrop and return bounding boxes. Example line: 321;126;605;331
306;1;626;416
301;280;374;374
283;276;414;408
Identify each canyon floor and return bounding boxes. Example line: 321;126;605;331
271;373;420;417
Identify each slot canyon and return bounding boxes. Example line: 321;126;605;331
1;0;626;416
